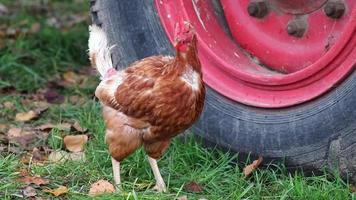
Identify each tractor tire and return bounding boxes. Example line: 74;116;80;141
89;0;356;180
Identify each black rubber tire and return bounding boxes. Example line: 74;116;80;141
90;0;356;180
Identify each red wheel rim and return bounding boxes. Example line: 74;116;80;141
155;0;356;108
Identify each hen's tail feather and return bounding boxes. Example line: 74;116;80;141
88;25;114;79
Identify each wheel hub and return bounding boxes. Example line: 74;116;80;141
155;0;356;108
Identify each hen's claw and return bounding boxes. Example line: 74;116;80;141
152;183;167;192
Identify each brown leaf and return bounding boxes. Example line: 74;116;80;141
32;147;44;161
36;123;56;132
15;110;38;122
19;175;49;186
48;150;85;163
21;147;50;164
37;123;71;132
48;150;69;163
88;180;115;196
56;123;72;131
184;181;203;193
32;101;49;114
73;121;87;133
3;101;14;109
43;90;64;104
63;135;88;152
7;127;23;138
177;195;188;200
43;186;68;197
62;71;79;84
243;156;263;177
68;152;86;162
7;127;48;151
22;186;37;197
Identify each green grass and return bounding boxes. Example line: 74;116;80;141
0;0;355;199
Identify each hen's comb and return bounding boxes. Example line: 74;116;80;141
174;21;194;41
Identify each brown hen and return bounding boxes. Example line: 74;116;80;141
88;22;205;192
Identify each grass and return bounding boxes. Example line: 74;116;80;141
0;0;355;199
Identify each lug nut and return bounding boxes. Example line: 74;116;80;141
286;20;307;38
247;1;268;18
324;1;345;19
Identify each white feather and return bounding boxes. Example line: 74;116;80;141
181;65;200;91
88;25;114;79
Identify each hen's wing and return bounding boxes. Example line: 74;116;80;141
95;56;175;127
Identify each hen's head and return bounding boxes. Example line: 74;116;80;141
174;22;196;52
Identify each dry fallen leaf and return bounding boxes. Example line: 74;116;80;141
32;147;45;161
19;175;49;186
7;127;23;138
177;195;188;200
21;147;50;164
22;186;37;197
6;127;49;151
37;123;72;132
56;123;72;131
48;150;85;162
69;152;86;162
3;101;14;109
88;180;115;196
32;101;49;114
15;110;38;122
44;186;68;197
63;134;88;152
184;181;203;193
243;156;263;177
48;150;69;163
36;123;56;131
62;71;79;84
73;121;87;133
43;89;64;104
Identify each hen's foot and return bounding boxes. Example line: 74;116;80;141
152;182;167;192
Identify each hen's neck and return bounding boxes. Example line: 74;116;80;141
171;43;201;76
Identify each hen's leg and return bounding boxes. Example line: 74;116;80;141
147;156;167;192
111;157;121;186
